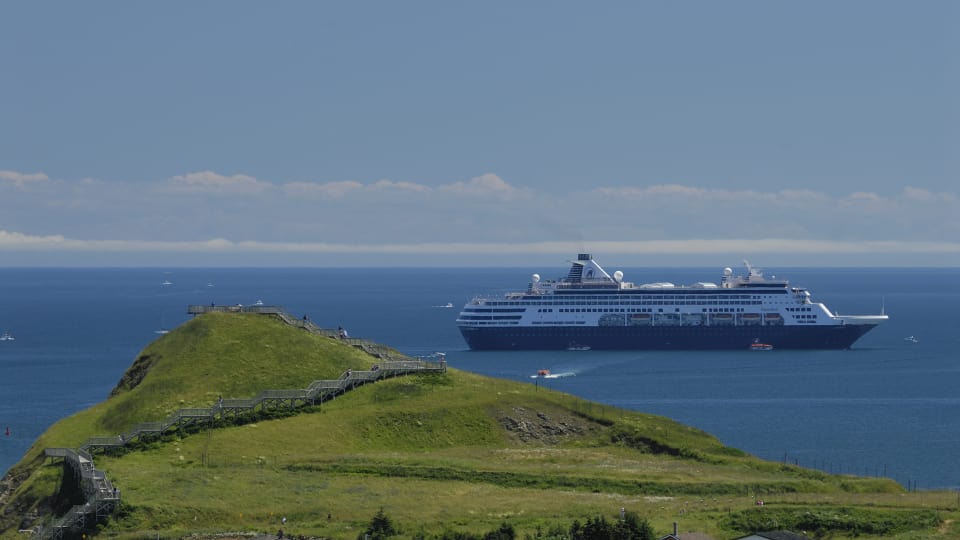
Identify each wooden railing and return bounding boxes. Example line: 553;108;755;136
34;305;446;539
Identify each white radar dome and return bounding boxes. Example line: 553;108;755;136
723;267;733;276
532;273;540;283
613;270;623;282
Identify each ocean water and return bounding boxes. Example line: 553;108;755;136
1;266;958;490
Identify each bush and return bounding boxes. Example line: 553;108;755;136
722;507;940;536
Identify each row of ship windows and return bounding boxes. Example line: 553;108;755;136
548;293;776;300
468;300;765;313
548;307;749;313
463;306;770;320
488;297;774;306
581;300;761;307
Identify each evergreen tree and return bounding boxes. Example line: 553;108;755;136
569;513;654;540
359;507;398;540
614;512;654;540
576;515;614;540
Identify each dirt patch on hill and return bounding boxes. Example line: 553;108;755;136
497;406;601;444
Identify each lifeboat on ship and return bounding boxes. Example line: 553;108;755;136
712;313;734;324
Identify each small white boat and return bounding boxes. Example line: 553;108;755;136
566;342;591;351
0;331;14;341
530;369;575;379
161;280;173;286
749;338;773;351
154;329;170;335
904;335;919;343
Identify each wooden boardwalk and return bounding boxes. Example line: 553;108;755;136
34;305;446;540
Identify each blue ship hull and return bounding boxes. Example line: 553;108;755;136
458;323;878;351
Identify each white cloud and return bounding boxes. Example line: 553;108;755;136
3;171;960;265
438;173;532;200
281;174;525;201
284;180;365;199
283;179;429;199
0;170;49;187
0;230;67;246
0;229;238;251
588;183;957;213
837;191;891;213
371;179;429;192
2;229;959;257
164;171;274;195
593;184;773;202
902;186;957;203
777;189;829;202
903;186;934;202
845;191;883;203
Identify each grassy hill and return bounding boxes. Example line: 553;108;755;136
1;313;958;540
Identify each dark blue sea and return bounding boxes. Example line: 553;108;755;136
1;266;958;490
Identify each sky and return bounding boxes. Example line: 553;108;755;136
1;1;958;267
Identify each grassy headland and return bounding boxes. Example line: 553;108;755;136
1;313;957;540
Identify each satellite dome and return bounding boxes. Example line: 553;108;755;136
613;270;623;282
532;273;540;283
723;267;733;276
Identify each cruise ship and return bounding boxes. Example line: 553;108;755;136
456;254;888;350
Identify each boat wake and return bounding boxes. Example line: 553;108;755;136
530;369;576;379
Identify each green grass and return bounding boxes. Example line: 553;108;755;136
2;313;958;540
